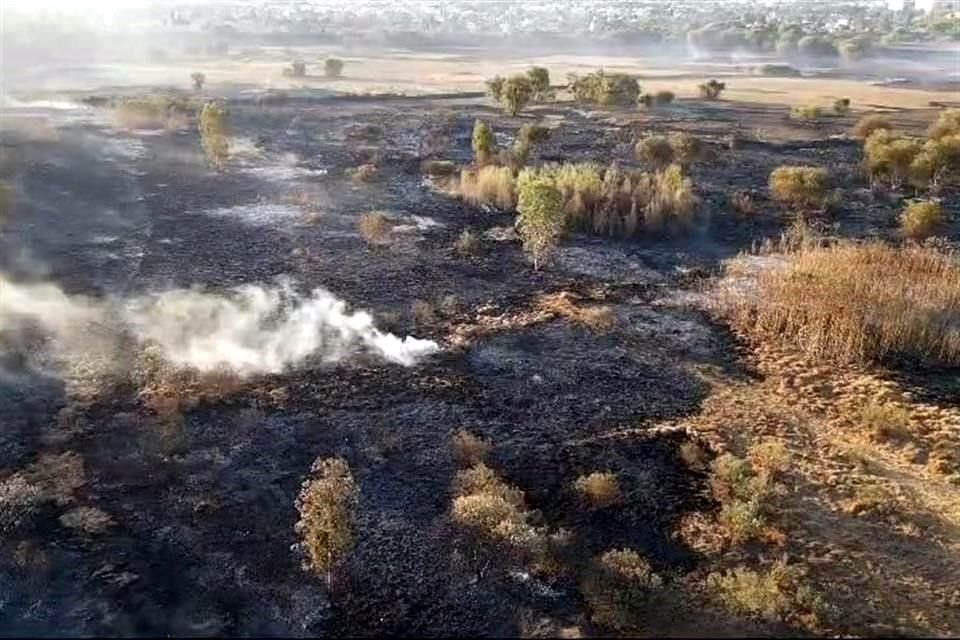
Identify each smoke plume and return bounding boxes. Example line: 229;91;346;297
0;275;439;378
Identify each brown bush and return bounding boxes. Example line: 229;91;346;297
295;457;358;580
349;163;380;183
853;114;892;139
581;548;664;631
899;200;944;240
790;104;823;122
636;136;675;169
725;242;960;366
668;132;705;168
358;212;391;245
768;165;828;208
730;190;754;215
411;300;436;326
574;472;622;509
452;430;492;467
927;108;960;140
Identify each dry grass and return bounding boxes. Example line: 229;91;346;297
727;242;960;367
537;292;616;332
451;430;492;467
768;165;828;209
357;212;391;245
899;200;944;240
454;229;481;256
574;472;622;509
59;506;114;536
459;166;516;210
927;108;960;140
113;96;190;130
860;402;912;444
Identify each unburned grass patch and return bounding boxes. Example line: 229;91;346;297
720;242;960;367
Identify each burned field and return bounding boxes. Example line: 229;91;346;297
1;86;959;638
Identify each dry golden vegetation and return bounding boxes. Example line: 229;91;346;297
790;104;823;122
724;242;960;367
574;472;623;509
707;559;822;624
852;114;892;139
114;96;190;130
899;200;944;239
536;291;616;332
768;165;828;208
454;229;481;256
294;457;358;580
459;165;516;210
349;163;380;183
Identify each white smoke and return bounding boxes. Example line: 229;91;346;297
0;275;439;378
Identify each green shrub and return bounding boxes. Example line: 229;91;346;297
707;560;808;621
768;166;828;208
636;135;675;169
638;93;655;108
517;179;565;270
797;35;838;58
471;119;496;165
295;457;358;582
289;60;307;77
833;97;851;115
324;58;344;78
899;200;944;240
199;100;229;170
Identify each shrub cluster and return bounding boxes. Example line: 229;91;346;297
708;441;788;544
580;549;664;631
569;69;640;106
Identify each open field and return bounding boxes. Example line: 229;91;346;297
1;32;959;639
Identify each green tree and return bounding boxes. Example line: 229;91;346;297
517;179;564;270
471;119;496;165
199;100;230;170
190;72;205;91
502;74;533;116
486;75;505;103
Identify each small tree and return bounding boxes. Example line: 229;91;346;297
486;75;505;103
295;457;358;586
291;60;307;77
517;179;564;270
199;100;229;170
527;66;551;101
190;72;206;91
502;74;533;117
324;58;344;78
698;79;726;100
669;132;705;168
833;97;851;115
852;114;891;139
471;119;496;165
